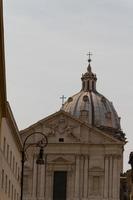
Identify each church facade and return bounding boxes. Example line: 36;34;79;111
21;59;126;200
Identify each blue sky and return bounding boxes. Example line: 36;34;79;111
3;0;133;170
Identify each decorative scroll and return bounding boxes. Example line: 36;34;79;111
45;115;80;141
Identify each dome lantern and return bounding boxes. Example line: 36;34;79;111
81;53;97;92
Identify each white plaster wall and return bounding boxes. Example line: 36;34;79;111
0;118;21;200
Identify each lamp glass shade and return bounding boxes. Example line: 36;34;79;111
36;147;45;165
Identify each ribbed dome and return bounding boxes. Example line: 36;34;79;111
62;58;121;130
62;91;120;130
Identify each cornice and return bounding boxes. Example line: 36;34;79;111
6;102;23;150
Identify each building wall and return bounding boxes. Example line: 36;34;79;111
0;117;22;200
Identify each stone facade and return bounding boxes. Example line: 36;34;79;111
21;110;125;200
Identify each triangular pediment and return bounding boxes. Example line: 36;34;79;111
20;110;124;145
21;110;83;132
51;157;70;164
20;110;81;142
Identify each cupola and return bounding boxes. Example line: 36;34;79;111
81;53;97;92
61;54;125;141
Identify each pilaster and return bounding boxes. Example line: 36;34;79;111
83;155;89;199
39;165;45;198
109;154;113;199
112;155;120;200
80;155;84;198
104;155;109;199
45;169;53;200
74;155;80;200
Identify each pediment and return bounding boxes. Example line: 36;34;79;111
51;157;70;164
29;111;82;142
20;110;124;145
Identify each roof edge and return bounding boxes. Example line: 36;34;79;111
6;102;23;150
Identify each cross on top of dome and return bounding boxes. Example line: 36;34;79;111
87;52;92;73
87;51;92;64
60;95;66;106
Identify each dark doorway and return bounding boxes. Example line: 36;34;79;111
53;171;67;200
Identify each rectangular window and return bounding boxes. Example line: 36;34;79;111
93;176;100;194
18;167;20;181
11;184;13;200
1;169;4;189
7;144;9;162
3;137;6;155
13;156;15;173
8;180;11;197
59;138;64;142
10;150;12;168
5;174;7;193
15;163;17;178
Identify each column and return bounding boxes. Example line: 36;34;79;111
74;155;80;199
83;155;89;199
109;155;113;199
104;155;109;199
71;166;75;199
112;155;118;200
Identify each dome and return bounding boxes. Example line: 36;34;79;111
62;57;121;131
62;91;120;130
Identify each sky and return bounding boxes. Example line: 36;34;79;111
3;0;133;170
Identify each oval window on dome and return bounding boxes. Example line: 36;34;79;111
83;95;89;102
68;97;73;102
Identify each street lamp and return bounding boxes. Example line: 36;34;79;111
20;132;48;200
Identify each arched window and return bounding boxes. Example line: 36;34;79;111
87;80;90;91
82;81;85;90
92;81;95;90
